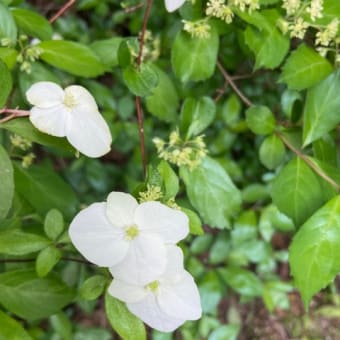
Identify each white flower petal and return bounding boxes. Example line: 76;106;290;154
66;105;112;157
26;81;64;108
106;192;138;228
109;234;166;285
165;0;186;12
64;85;98;111
29;105;69;137
158;271;202;321
108;279;148;303
160;246;185;284
135;202;189;243
127;294;186;332
69;202;129;267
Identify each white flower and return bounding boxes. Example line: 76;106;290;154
69;192;189;285
26;81;112;158
165;0;186;12
109;246;202;332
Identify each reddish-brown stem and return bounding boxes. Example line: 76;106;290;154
217;60;253;107
49;0;76;24
124;2;144;13
0;257;91;264
0;108;30;123
134;0;153;178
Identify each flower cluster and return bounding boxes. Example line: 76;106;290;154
139;184;163;203
69;191;202;332
153;131;208;170
182;19;211;39
10;134;35;168
25;81;112;158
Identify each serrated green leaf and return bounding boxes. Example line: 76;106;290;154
38;40;105;77
271;157;334;227
0;144;14;220
44;209;64;240
0;229;49;255
180;96;216;138
180;157;241;229
145;65;179;122
0;310;33;340
289;196;340;307
123;63;158;97
0;58;12;107
105;293;146;340
279;44;333;90
172;24;219;82
90;37;123;68
303;70;340;146
245;105;275;135
0;2;17;44
157;160;179;200
182;207;204;235
0;269;75;320
79;275;107;300
259;134;286;170
11;8;52;40
36;246;62;277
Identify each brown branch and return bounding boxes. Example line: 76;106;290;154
277;131;340;191
0;108;30;123
217;60;253;107
0;256;91;265
124;2;144;13
134;0;153;178
49;0;76;24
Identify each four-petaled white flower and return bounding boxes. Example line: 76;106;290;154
26;81;112;158
109;245;202;332
69;192;189;285
165;0;186;12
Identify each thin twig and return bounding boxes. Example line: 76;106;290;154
277;131;340;191
49;0;76;23
0;108;30;123
0;257;91;265
217;60;253;107
134;0;153;178
124;2;144;13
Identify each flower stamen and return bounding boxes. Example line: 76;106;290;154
125;225;139;240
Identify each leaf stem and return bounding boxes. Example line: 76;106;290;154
134;0;153;178
217;60;253;107
276;131;340;191
49;0;76;24
0;256;91;265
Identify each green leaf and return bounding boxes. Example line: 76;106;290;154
182;207;204;235
11;8;52;40
263;281;292;312
289;196;340;307
271;157;334;227
0;229;49;255
0;145;14;220
90;37;123;68
123;63;158;97
0;269;75;320
14;163;78;219
259;134;286;170
38;40;105;77
50;312;73;340
79;275;107;300
313;134;337;166
145;65;179;122
218;267;263;297
105;293;146;340
157;160;179;200
180;157;241;229
279;44;333;90
36;246;62;277
190;234;214;255
0;58;12;107
221;94;242;127
0;310;33;340
1;118;74;153
0;2;17;44
209;232;230;265
172;24;219;82
245;105;276;135
241;183;269;203
303;70;340;146
44;209;64;241
0;47;18;69
180;96;216;138
209;324;240;340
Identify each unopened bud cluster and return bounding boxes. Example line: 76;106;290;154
10;134;35;168
182;19;211;39
206;0;259;24
139;184;163;202
16;42;42;74
153;131;207;170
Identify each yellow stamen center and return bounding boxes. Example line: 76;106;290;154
125;225;139;240
146;280;160;293
63;93;77;109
